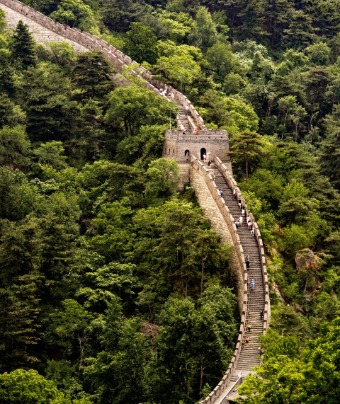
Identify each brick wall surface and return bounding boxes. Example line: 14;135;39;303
190;165;243;307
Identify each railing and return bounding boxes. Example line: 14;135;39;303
190;156;270;404
0;0;206;129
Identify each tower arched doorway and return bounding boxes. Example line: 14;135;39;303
200;148;206;161
184;149;190;162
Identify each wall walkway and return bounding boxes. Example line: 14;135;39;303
189;157;270;404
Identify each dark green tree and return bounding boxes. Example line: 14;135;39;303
19;65;79;142
124;22;158;64
319;105;340;190
11;20;37;69
99;0;150;32
71;51;115;102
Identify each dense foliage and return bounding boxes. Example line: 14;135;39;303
1;0;340;402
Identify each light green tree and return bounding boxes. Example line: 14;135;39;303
189;7;218;52
0;369;68;403
33;141;68;170
144;158;179;203
0;125;30;168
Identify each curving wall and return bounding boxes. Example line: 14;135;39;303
0;0;206;129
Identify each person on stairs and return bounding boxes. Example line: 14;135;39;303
246;255;250;269
250;278;255;291
244;336;250;347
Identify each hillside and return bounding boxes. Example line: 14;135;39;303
0;1;339;403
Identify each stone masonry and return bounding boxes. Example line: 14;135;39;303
190;164;243;307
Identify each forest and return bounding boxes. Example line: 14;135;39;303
0;0;339;403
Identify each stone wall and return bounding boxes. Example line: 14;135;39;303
190;159;244;308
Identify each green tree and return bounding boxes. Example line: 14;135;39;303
305;42;331;66
144;157;179;203
48;41;76;67
115;124;168;166
89;199;134;261
19;65;79;142
0;94;26;129
11;20;37;69
319;105;340;190
189;7;218;52
33;141;68;170
50;0;97;32
277;95;307;140
0;369;67;403
124;22;158;64
199;90;259;133
0;216;44;370
239;316;340;404
0;125;30;168
228;130;267;178
83;298;149;403
105;85;174;136
45;299;94;366
0;168;40;221
99;0;149;32
0;9;5;32
155;41;203;92
147;287;237;403
206;42;241;83
71;52;115;102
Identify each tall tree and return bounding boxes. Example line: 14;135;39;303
71;51;115;102
319;105;340;190
228;130;267;178
11;20;37;69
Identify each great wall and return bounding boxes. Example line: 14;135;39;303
0;1;271;402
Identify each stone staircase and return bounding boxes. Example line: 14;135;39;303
213;168;265;403
177;106;197;132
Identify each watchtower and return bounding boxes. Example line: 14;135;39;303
163;129;230;164
163;128;231;188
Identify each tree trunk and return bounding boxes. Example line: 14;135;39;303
200;260;205;296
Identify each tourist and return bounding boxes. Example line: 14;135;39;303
246;255;250;269
250;278;255;291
